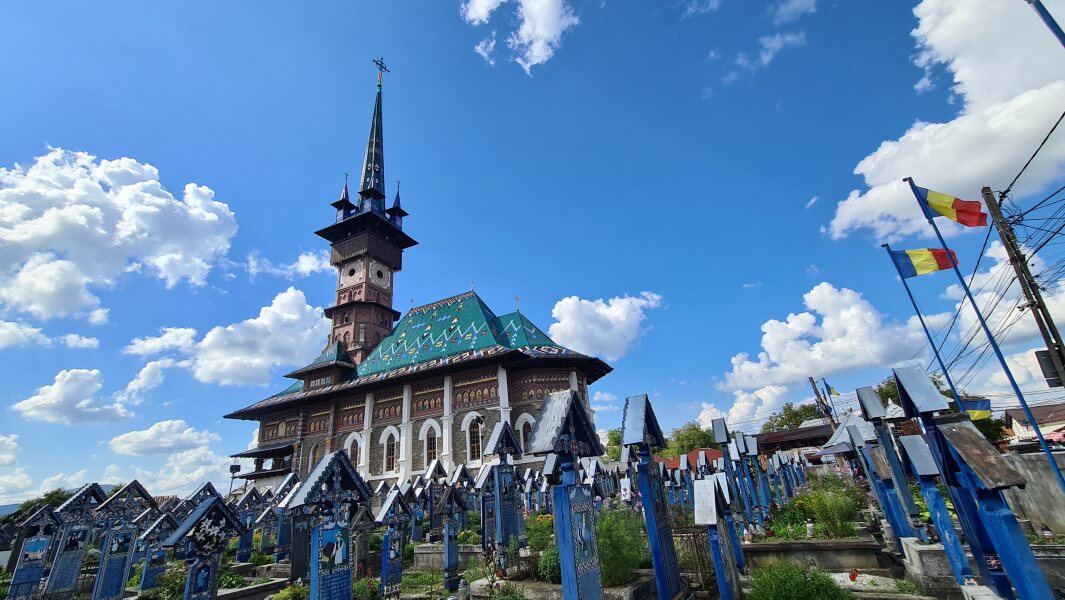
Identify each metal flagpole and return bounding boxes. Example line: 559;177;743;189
1024;0;1065;47
905;177;1065;495
881;243;965;403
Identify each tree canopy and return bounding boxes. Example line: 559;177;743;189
658;421;718;458
760;402;822;433
605;429;622;462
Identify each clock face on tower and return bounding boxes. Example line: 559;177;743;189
369;261;391;289
340;259;364;287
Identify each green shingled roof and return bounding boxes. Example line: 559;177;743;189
226;291;607;419
357;291;513;377
285;340;356;378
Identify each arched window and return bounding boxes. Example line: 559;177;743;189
385;434;398;473
468;420;482;463
309;443;324;469
425;429;438;467
521;422;534;454
348;440;360;466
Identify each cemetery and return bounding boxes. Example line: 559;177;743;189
3;5;1065;600
1;373;1064;600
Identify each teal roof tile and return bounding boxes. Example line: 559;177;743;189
286;340;356;378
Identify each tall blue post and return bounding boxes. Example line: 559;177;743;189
895;367;1054;599
905;178;1065;496
232;488;265;564
436;486;466;592
694;478;737;600
898;435;978;587
622;394;685;600
1024;0;1065;47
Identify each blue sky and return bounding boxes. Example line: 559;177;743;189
1;0;1064;500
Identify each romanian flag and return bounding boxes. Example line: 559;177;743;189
959;397;992;421
914;185;988;227
890;248;958;279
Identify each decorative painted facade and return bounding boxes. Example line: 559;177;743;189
226;66;610;489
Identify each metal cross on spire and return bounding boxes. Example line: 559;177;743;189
373;57;390;86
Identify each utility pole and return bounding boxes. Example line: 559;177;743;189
808;377;837;432
982;186;1065;387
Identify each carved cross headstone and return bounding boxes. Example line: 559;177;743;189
138;512;179;592
164;496;245;600
268;473;300;563
287;451;371;600
374;488;413;599
231;488;266;563
41;483;106;600
7;506;61;599
92;480;157;600
435;485;468;592
621;394;684;600
526;390;604;600
480;421;525;574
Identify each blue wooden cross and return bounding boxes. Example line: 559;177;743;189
621;394;686;600
92;480;158;600
712;418;756;531
694;477;736;600
138;513;178;592
163;496;245;600
856;387;926;545
526;390;605;600
7;505;61;599
231;488;265;563
374;488;413;599
287;450;372;600
41;483;106;599
894;366;1055;600
477;421;526;575
435;485;468;591
713;472;746;574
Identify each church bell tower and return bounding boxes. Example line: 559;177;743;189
316;59;416;365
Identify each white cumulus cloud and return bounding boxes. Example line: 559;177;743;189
460;0;580;74
11;368;132;424
826;0;1065;243
0;148;237;321
109;419;220;456
772;0;816;25
0;320;49;348
548;291;663;361
62;334;99;349
720;282;936;390
246;250;332;280
0;434;18;467
122;288;330;387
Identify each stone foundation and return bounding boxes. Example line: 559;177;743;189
744;537;896;576
412;543;484;571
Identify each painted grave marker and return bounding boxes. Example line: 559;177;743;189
375;488;413;599
42;483;106;600
92;481;157;600
8;506;61;599
164;497;245;600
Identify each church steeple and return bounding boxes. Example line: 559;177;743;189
358;58;389;209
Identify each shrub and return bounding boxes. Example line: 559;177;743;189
771;498;813;527
138;562;188;600
537;546;561;583
524;513;554;553
748;559;853;600
495;583;529;600
218;564;249;589
467;510;481;531
402;541;415;566
596;506;649;587
369;533;383;552
806;489;858;538
352;577;381;600
249;550;273;567
457;529;482;545
272;583;310;600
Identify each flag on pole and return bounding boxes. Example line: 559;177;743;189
959;397;992;420
889;248;958;278
822;379;841;396
912;185;988;227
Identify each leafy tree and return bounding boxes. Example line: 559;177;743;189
761;402;822;433
974;417;1006;444
658;421;717;458
605;429;622;462
0;488;74;525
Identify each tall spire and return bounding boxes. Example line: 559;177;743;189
358;58;389;202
